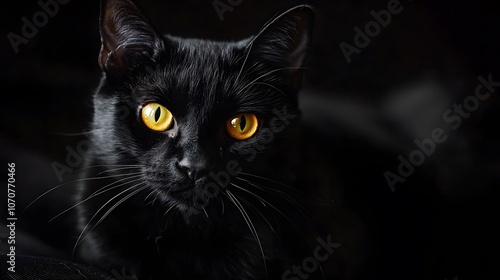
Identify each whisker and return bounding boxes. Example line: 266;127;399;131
72;182;146;255
239;172;301;192
235;177;312;219
235;41;255;84
163;204;176;217
23;172;142;212
49;175;143;222
252;82;287;98
231;182;267;206
79;184;149;247
235;66;308;97
97;166;142;175
151;192;160;205
71;164;142;175
220;196;225;216
143;190;156;204
226;190;269;279
239;172;324;202
201;206;209;219
86;175;142;199
233;189;277;235
231;182;286;223
230;182;325;279
51;129;103;136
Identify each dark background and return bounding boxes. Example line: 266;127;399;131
1;0;499;279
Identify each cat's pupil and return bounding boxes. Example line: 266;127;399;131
240;115;246;131
154;107;161;122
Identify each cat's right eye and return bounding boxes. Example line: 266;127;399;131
141;103;174;132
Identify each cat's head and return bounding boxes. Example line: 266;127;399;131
91;0;314;215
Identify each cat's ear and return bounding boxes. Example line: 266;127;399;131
249;5;314;75
99;0;164;75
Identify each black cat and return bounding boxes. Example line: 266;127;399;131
76;1;342;279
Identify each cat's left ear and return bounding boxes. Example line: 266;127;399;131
248;5;314;83
99;0;165;75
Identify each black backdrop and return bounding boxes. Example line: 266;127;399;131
1;0;500;279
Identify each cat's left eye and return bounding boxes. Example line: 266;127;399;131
141;103;174;132
226;113;259;140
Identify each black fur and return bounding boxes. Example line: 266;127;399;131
76;1;326;279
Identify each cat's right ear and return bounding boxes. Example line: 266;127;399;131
99;0;164;75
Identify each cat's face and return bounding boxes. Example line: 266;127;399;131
92;0;313;214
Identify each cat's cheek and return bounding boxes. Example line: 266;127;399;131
258;128;275;145
233;128;275;162
238;147;257;162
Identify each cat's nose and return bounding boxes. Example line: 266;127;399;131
176;157;211;181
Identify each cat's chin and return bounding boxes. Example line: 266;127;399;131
161;183;203;209
168;187;196;204
162;182;221;220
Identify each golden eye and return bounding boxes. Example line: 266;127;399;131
226;113;258;140
141;103;174;132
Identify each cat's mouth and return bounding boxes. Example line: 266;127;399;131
165;181;203;207
166;179;215;209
